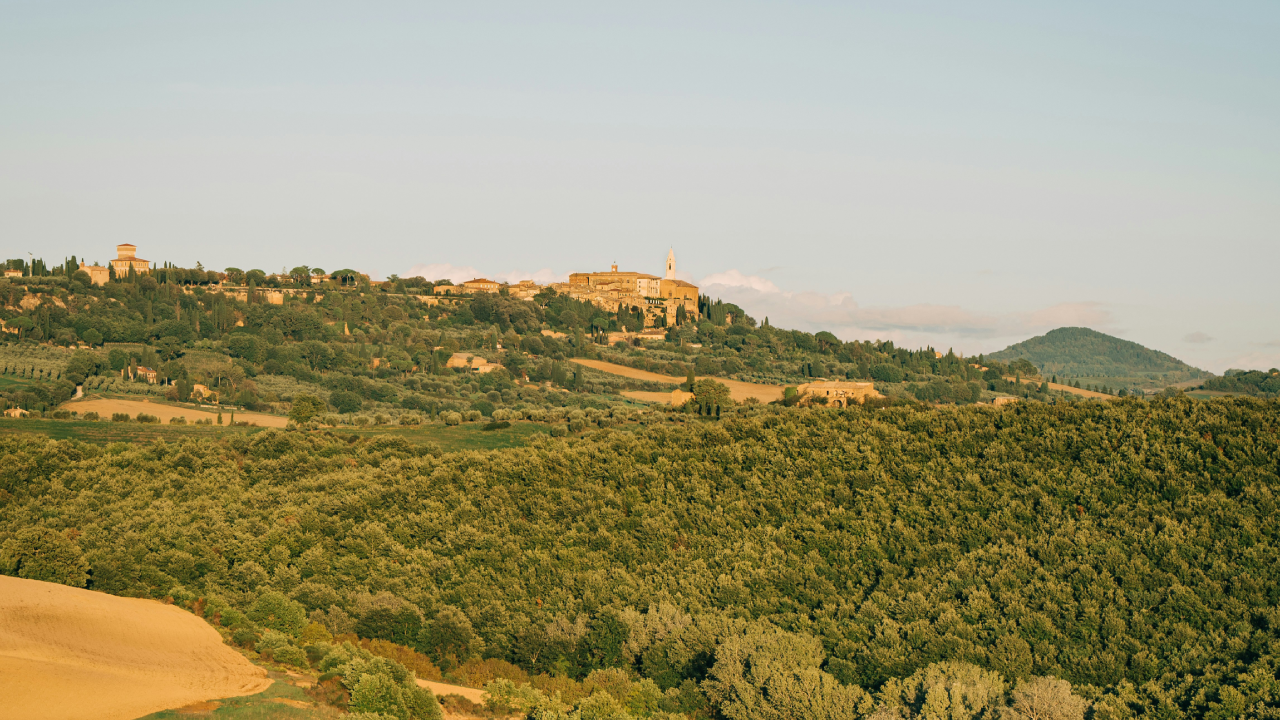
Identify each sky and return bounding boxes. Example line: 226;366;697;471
2;1;1277;372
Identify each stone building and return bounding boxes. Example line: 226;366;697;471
434;278;500;295
796;380;880;407
110;244;151;276
462;278;500;293
556;251;699;327
77;263;110;286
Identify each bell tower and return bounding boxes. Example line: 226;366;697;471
665;248;676;280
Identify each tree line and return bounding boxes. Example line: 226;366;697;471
2;396;1278;718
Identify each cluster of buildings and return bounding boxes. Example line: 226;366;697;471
443;250;700;328
60;244;702;329
69;244;149;285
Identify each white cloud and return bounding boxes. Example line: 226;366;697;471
1218;350;1280;372
404;263;480;284
699;270;781;293
404;263;567;285
699;268;1114;354
1184;331;1213;344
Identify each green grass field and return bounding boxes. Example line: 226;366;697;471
0;417;551;451
0;375;36;390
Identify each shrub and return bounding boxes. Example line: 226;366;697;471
0;527;89;587
336;636;442;681
870;364;905;383
248;591;308;636
232;626;259;647
419;606;479;671
350;673;408;718
301;621;334;645
169;416;187;425
111;413;130;422
457;658;529;688
398;414;421;426
289;394;326;423
82;411;99;421
482;420;510;432
442;412;462;426
256;628;294;657
330;389;363;414
354;415;372;426
273;644;309;669
136;413;159;423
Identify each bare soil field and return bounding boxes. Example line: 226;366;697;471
1004;375;1111;399
0;575;269;720
418;678;487;704
62;396;288;428
571;358;784;403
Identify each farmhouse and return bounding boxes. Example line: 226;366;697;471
796;380;879;407
3;268;22;279
445;353;501;373
77;262;110;286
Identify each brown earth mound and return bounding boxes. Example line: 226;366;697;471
571;358;784;403
62;396;288;428
0;575;270;720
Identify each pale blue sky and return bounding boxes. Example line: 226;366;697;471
2;2;1277;371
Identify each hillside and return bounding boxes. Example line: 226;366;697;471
2;399;1279;718
988;326;1204;387
0;575;268;720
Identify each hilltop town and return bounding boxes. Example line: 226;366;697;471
0;242;1258;430
44;244;705;332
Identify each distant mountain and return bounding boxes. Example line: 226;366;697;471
987;327;1204;384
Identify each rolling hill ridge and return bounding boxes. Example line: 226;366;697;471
987;327;1204;387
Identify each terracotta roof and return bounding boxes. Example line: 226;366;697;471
463;278;497;284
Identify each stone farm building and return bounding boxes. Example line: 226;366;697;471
77;263;110;286
797;380;880;407
433;279;500;295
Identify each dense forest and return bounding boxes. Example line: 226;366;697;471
3;397;1279;718
987;328;1204;390
1204;369;1280;398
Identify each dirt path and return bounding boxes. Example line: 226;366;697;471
571;358;784;403
61;396;288;428
417;678;486;704
621;390;681;404
0;575;270;720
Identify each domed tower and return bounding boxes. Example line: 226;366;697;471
665;248;676;280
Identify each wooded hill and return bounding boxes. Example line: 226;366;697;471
2;397;1278;719
0;269;1022;420
987;327;1204;389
